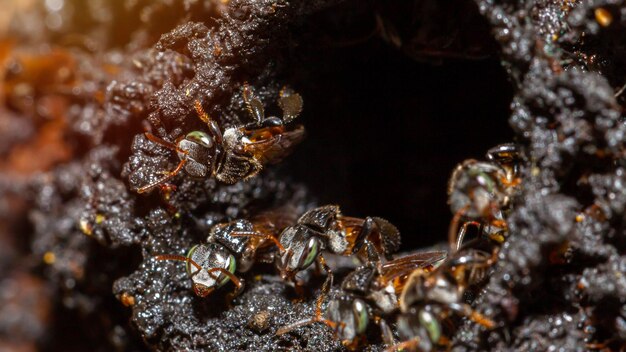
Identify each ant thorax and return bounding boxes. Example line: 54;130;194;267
326;228;349;254
208;220;252;256
324;294;370;342
276;224;323;273
298;205;341;230
221;128;243;154
208;219;255;272
369;284;399;314
341;266;376;294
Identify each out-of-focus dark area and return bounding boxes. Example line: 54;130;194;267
285;30;512;249
0;0;625;351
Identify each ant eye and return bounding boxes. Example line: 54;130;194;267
185;245;201;275
186;131;213;148
476;171;496;194
218;254;237;286
300;237;319;269
418;310;441;343
352;299;369;334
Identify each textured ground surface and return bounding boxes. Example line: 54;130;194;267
0;0;624;351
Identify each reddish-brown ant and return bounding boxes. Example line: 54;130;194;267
271;205;402;287
447;143;523;252
154;207;297;298
277;250;447;350
136;84;304;193
389;248;497;351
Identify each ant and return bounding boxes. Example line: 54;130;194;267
447;143;523;252
154;207;297;298
136;83;305;193
390;248;497;351
271;205;402;287
276;250;447;350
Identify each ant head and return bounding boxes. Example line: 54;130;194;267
396;308;440;349
192;283;215;297
325;297;369;343
448;160;507;219
176;131;219;178
275;225;322;278
185;243;237;294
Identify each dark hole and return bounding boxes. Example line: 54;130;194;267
281;0;514;250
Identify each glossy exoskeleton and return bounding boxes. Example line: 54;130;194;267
136;84;305;193
274;205;402;283
391;248;496;351
277;250;447;350
447;143;523;251
155;208;296;298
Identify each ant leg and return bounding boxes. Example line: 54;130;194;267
315;254;333;317
313;258;324;277
276;296;343;334
585;338;615;350
194;101;223;144
500;175;522;187
351;217;387;261
469;311;495;329
384;338;419;352
276;255;340;336
231;231;285;252
448;302;495;329
469;251;498;285
137;158;188;194
293;279;307;299
158;184;179;214
144;132;184;153
158;183;177;196
448;205;473;253
140;133;189;194
491;218;507;229
275;316;339;336
155;254;202;271
365;240;383;264
456;221;482;250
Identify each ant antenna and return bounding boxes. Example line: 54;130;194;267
155;254;202;270
194;101;211;125
231;231;286;252
155;254;244;298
